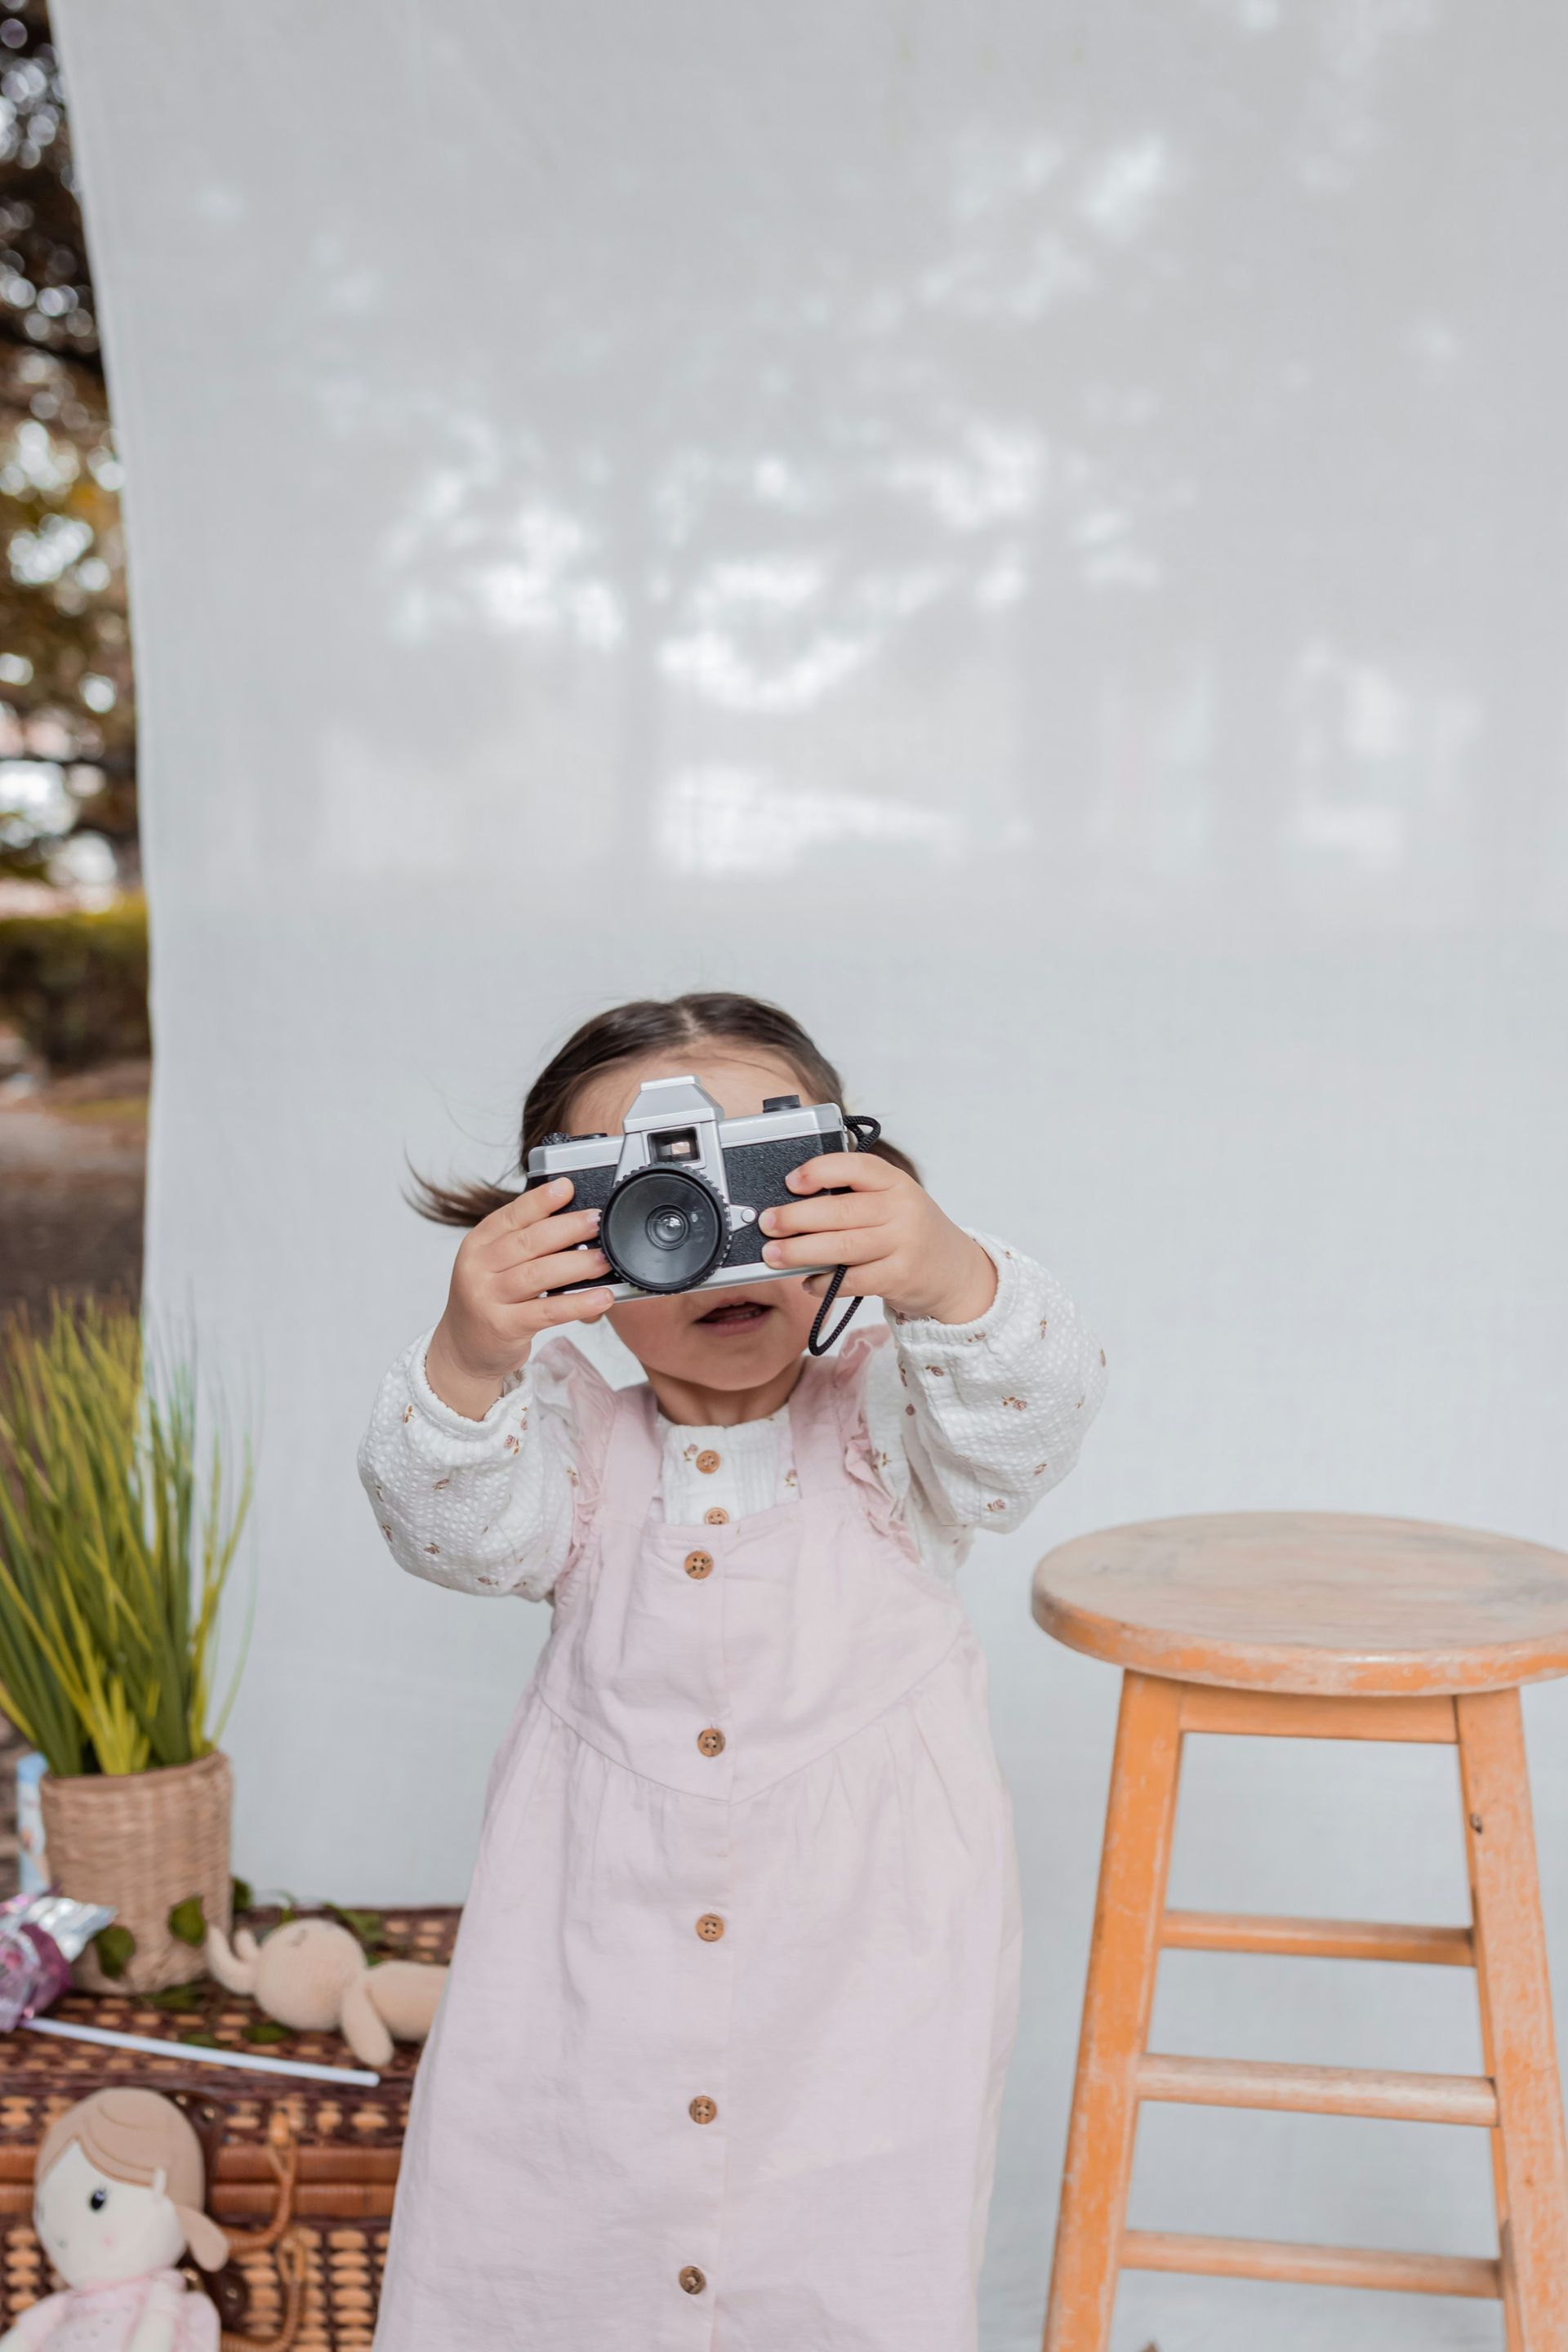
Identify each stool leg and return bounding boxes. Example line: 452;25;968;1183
1043;1670;1185;2352
1457;1688;1568;2350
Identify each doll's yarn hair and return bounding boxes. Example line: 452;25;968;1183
411;990;917;1228
37;2087;229;2271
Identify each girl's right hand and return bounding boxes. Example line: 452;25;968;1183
423;1178;616;1419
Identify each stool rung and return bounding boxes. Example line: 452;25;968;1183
1136;2051;1499;2127
1178;1686;1459;1744
1121;2227;1501;2300
1162;1909;1475;1967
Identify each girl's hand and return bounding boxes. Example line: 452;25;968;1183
424;1179;616;1419
758;1155;997;1325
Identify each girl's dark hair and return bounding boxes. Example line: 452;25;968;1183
411;991;917;1227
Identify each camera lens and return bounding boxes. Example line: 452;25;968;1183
601;1167;725;1294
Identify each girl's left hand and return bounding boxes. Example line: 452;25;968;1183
759;1154;997;1325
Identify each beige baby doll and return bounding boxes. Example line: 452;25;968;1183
204;1916;445;2069
2;2088;229;2351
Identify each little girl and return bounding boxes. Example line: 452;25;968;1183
359;992;1107;2352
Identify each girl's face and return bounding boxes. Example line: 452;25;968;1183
565;1046;822;1396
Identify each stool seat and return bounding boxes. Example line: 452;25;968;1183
1033;1510;1568;1697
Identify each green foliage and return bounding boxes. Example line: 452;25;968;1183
0;1296;252;1777
148;1983;203;2013
92;1923;134;1979
0;2;136;886
0;894;147;1072
324;1903;386;1958
231;1875;254;1914
167;1895;206;1947
244;2020;289;2045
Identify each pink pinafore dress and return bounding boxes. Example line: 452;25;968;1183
374;1333;1022;2351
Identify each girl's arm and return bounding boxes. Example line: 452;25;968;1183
357;1333;588;1600
865;1231;1107;1558
359;1172;620;1599
755;1154;1107;1563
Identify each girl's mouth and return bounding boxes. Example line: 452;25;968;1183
695;1298;773;1334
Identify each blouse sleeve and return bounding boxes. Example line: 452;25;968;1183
862;1228;1108;1573
356;1330;614;1601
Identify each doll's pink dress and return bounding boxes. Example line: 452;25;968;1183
5;2275;218;2350
363;1248;1106;2350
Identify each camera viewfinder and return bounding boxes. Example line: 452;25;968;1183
653;1129;699;1162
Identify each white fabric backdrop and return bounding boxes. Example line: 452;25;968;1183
53;4;1568;2343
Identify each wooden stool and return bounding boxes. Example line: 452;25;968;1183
1032;1512;1568;2351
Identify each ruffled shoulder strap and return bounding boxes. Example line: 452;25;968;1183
528;1334;622;1539
802;1323;920;1562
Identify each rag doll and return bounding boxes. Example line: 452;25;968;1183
2;2087;228;2351
205;1916;445;2069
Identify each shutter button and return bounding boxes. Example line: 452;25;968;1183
697;1727;726;1758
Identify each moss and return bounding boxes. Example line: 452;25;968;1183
0;894;149;1073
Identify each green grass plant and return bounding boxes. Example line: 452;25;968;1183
0;896;149;1074
0;1298;251;1778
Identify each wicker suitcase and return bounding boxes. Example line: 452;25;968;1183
0;1907;456;2349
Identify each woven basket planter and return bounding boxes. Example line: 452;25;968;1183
39;1748;234;1993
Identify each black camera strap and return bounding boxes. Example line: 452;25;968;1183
806;1113;882;1358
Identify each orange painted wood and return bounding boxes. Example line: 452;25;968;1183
1457;1689;1568;2348
1135;2051;1499;2127
1181;1686;1458;1742
1460;1690;1524;2350
1033;1513;1568;1695
1120;2228;1501;2299
1040;1672;1184;2352
1161;1909;1475;1967
1036;1526;1568;2350
1461;1702;1525;2352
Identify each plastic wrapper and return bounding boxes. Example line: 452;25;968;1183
0;1890;116;2029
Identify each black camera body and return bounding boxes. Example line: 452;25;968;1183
522;1076;849;1300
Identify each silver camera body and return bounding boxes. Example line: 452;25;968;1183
523;1075;849;1301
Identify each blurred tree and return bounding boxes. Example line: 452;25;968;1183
0;0;131;889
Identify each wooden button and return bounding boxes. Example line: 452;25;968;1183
704;1507;729;1526
695;1449;722;1474
696;1913;725;1941
679;2265;706;2296
684;1549;714;1579
688;2096;717;2125
697;1727;726;1757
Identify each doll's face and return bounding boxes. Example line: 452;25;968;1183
566;1047;822;1395
35;2142;185;2287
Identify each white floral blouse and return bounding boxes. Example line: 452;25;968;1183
360;1229;1109;1593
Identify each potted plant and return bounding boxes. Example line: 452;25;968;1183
0;1298;251;1992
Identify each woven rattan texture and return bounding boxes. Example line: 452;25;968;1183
1;2221;389;2349
42;1750;235;1993
0;1910;457;2223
